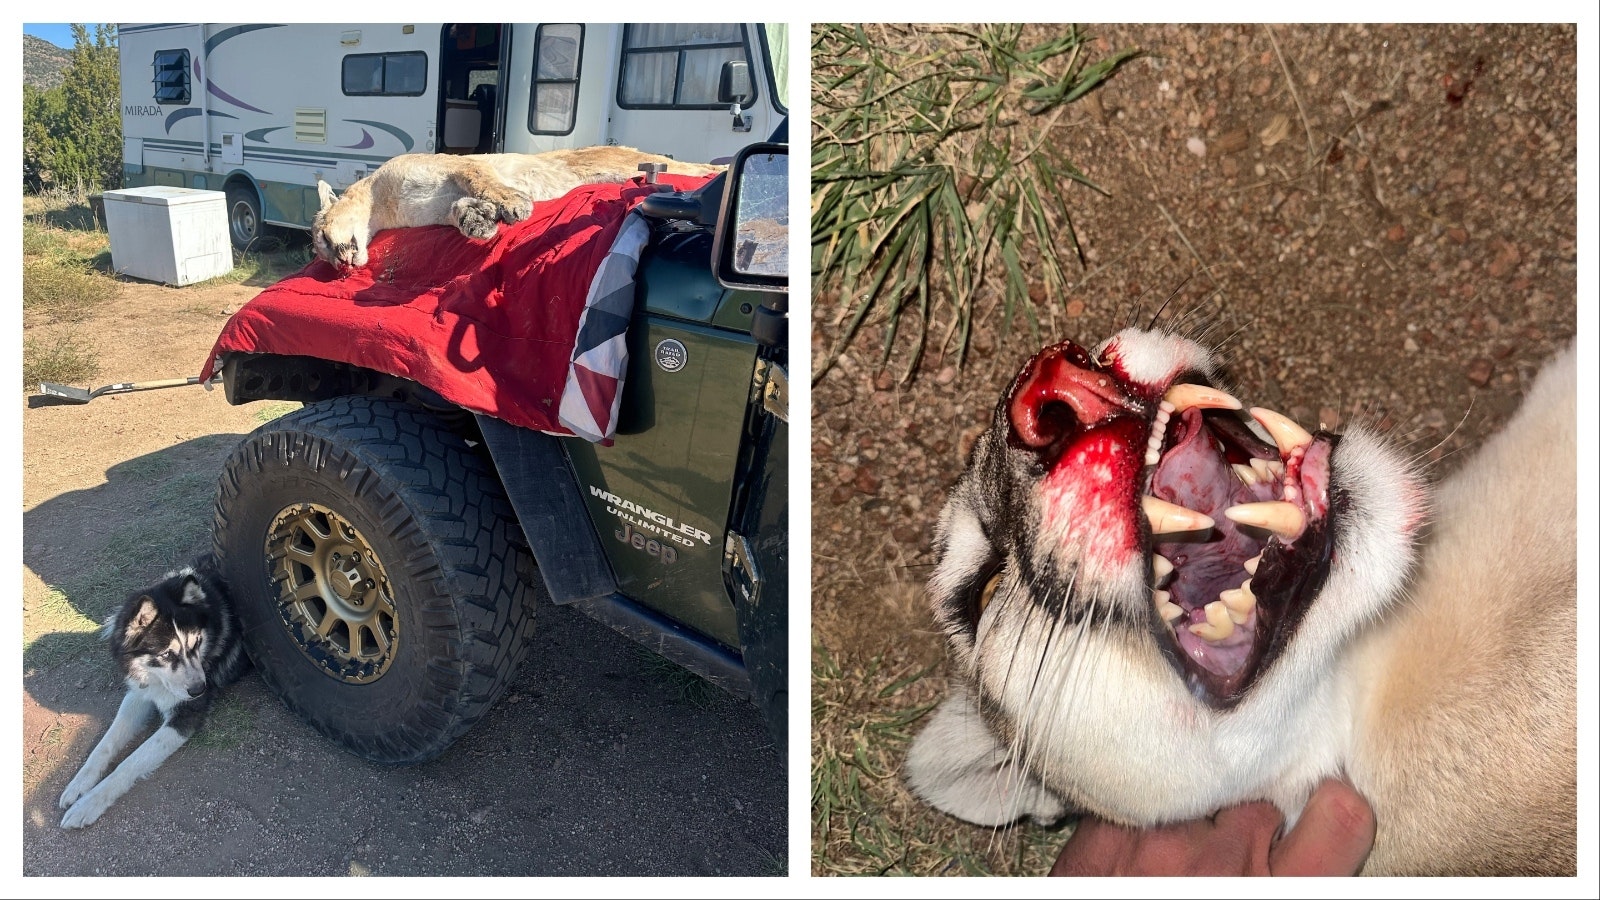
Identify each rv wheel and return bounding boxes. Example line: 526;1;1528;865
225;183;263;252
212;396;535;764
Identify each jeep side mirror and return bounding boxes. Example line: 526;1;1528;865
712;142;787;295
719;60;753;133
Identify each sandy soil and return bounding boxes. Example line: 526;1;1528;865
810;22;1579;875
21;269;785;876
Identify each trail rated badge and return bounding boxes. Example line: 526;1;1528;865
654;339;688;373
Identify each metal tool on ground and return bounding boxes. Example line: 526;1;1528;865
36;375;215;405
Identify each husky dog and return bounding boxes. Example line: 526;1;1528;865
905;326;1576;875
311;146;724;271
58;557;248;829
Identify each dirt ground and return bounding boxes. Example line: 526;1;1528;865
810;23;1580;875
21;266;785;876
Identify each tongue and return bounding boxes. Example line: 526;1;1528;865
1149;408;1267;678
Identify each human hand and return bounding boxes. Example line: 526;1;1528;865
1049;777;1376;876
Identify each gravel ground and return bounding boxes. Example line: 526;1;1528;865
810;22;1579;875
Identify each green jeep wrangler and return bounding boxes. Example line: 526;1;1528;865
205;135;789;765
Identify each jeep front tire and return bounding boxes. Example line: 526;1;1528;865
212;396;535;764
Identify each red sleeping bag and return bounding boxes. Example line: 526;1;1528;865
201;173;715;441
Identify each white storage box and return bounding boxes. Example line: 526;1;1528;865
101;186;233;286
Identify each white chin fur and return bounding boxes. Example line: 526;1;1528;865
905;680;1067;827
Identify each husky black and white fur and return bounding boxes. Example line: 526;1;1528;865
58;556;247;828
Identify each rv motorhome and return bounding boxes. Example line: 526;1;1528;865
117;23;789;249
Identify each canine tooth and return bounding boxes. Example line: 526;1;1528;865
1224;501;1307;540
1142;496;1215;535
1189;601;1236;641
1249;458;1277;481
1250;407;1313;455
1152;554;1174;584
1165;383;1243;412
1232;463;1258;485
1220;581;1256;624
1244;553;1261;575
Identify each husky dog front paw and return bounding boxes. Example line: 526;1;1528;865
58;771;98;811
60;787;114;829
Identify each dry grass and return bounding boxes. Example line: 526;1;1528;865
809;547;1069;876
811;642;1066;876
22;331;99;389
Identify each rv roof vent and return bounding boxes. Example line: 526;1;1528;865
295;108;327;144
340;30;361;46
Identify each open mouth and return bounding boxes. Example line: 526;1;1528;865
1006;339;1338;707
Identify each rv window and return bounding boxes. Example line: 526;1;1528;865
342;52;429;97
617;24;753;110
530;24;583;135
152;49;190;105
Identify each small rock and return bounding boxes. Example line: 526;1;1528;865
829;483;853;505
1028;282;1047;303
1249;75;1272;96
1422;408;1448;430
873;371;894;392
1403;337;1419;352
1465;357;1494;387
1385;224;1407;243
935;366;957;386
1487;241;1522;278
1220;157;1240;178
1214;129;1249;154
853;466;881;495
891;524;922;547
1186;136;1207;157
1443;167;1469;185
1447;227;1468;244
1066;299;1085;318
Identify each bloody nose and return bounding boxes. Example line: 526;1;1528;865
1007;341;1136;449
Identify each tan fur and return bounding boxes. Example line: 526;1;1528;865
311;147;722;270
1348;346;1576;875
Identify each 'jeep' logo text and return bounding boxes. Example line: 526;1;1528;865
614;524;677;565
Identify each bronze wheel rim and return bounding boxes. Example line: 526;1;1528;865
266;502;398;683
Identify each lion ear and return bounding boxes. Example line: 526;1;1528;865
316;179;339;210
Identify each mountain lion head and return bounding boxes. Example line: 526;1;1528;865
907;325;1426;827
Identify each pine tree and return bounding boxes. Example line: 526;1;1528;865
22;24;121;193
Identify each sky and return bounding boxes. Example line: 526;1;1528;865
23;23;79;48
